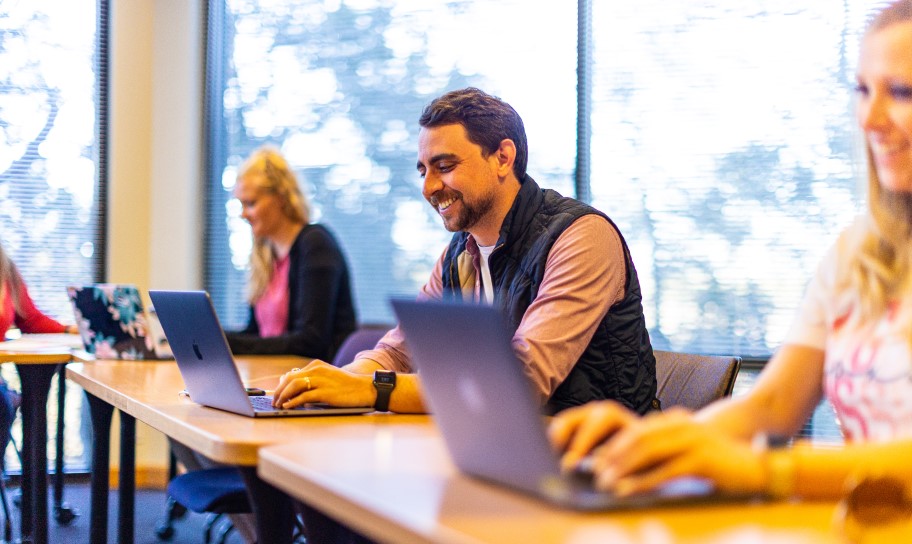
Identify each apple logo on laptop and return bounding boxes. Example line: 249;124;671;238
457;376;485;414
192;342;203;360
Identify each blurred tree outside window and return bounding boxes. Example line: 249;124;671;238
206;0;884;360
589;1;887;357
205;0;576;328
0;0;105;471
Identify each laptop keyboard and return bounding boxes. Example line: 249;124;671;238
249;395;342;412
249;395;277;411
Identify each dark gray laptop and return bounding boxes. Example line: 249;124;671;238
150;290;371;418
391;298;718;510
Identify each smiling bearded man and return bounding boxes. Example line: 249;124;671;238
273;87;658;418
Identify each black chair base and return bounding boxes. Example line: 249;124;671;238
54;502;79;525
155;496;188;541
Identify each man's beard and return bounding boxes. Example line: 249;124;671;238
435;190;497;233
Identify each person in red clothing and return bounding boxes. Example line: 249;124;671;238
0;242;77;452
0;243;76;338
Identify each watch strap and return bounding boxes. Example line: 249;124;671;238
373;370;396;412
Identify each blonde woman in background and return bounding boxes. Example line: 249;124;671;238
172;147;356;543
551;0;912;507
225;146;357;361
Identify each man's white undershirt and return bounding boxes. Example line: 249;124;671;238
477;243;495;304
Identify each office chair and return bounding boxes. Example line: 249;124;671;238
160;465;308;544
653;350;742;411
164;467;249;544
331;324;391;367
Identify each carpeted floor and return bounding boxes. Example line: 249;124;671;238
3;476;246;544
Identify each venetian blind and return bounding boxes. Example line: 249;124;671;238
0;0;106;323
589;1;890;357
205;0;889;359
203;0;576;328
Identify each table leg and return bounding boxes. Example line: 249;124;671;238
19;395;32;544
16;363;60;544
53;366;77;525
118;413;135;544
86;392;114;544
239;466;294;544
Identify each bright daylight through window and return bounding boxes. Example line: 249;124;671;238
207;0;887;361
0;0;104;471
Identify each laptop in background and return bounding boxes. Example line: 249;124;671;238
149;289;372;418
68;284;172;360
390;298;719;511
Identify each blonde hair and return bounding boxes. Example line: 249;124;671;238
0;243;23;316
838;0;912;325
238;146;311;303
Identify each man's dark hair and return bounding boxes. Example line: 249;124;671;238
418;87;528;180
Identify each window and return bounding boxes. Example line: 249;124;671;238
206;0;885;359
204;0;576;327
0;0;107;470
589;1;888;357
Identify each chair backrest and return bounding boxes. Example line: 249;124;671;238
653;350;742;411
332;324;392;367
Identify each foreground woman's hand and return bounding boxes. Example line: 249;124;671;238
549;400;639;473
591;408;768;497
272;360;375;408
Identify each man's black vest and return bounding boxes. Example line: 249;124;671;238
441;176;657;414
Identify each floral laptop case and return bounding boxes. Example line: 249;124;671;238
67;284;169;360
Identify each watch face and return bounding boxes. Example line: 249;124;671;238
375;371;396;386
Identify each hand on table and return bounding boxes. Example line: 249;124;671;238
272;360;375;409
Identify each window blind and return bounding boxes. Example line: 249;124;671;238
0;0;106;324
204;0;576;327
590;1;889;356
205;0;888;358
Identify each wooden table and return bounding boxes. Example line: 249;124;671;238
0;333;82;544
259;421;845;544
66;356;392;544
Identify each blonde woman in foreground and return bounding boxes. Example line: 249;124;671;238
551;0;912;506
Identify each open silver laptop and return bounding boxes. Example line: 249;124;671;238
391;298;719;510
150;290;371;418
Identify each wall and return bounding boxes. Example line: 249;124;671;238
107;0;204;487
